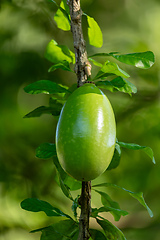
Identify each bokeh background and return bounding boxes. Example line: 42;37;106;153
0;0;160;239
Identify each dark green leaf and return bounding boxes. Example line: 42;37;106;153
107;144;121;170
48;61;74;72
92;183;153;217
96;77;137;95
86;15;103;48
96;218;127;240
23;106;61;118
54;0;70;31
72;196;80;220
24;80;69;95
21;198;72;219
118;141;156;164
94;61;130;80
45;40;75;64
36;143;56;159
53;155;81;190
111;51;155;69
40;219;78;240
90;229;107;240
94;190;128;221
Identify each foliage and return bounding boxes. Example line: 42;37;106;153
18;0;156;239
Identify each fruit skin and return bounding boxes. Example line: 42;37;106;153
56;83;116;181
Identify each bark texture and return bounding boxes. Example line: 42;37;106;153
67;0;91;87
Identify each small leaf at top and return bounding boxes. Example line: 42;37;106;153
94;61;130;80
24;80;70;95
86;15;103;48
21;198;72;219
48;61;74;72
36;143;56;159
96;76;137;95
117;141;156;164
111;51;155;69
45;40;75;64
54;0;70;31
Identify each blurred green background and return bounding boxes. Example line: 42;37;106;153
0;0;160;239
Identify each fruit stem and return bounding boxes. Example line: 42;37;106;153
78;181;91;240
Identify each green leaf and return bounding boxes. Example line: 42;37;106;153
96;218;127;240
96;77;137;95
89;51;155;69
90;229;107;240
24;80;69;95
45;40;75;64
94;190;128;221
40;219;78;240
86;15;103;48
36;143;56;159
48;60;74;72
94;62;130;80
23;106;61;118
72;196;80;220
107;144;121;170
92;183;153;217
53;156;81;200
118;141;156;164
54;0;71;31
88;57;103;67
111;51;155;69
21;198;72;219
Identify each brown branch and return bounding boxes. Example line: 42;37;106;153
67;1;92;239
78;181;91;240
67;0;91;87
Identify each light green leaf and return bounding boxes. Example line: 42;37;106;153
24;80;70;95
86;15;103;48
45;40;75;64
92;183;153;217
88;57;103;67
48;61;74;72
107;144;121;170
111;51;155;69
36;143;56;159
118;141;156;164
21;198;72;219
54;0;70;31
94;62;130;80
96;77;137;95
23;106;61;118
96;218;126;240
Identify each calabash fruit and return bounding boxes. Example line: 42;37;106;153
56;83;116;181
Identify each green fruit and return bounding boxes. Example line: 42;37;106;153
56;83;116;181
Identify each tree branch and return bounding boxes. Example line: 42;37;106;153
67;1;91;239
67;0;91;87
78;181;91;240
